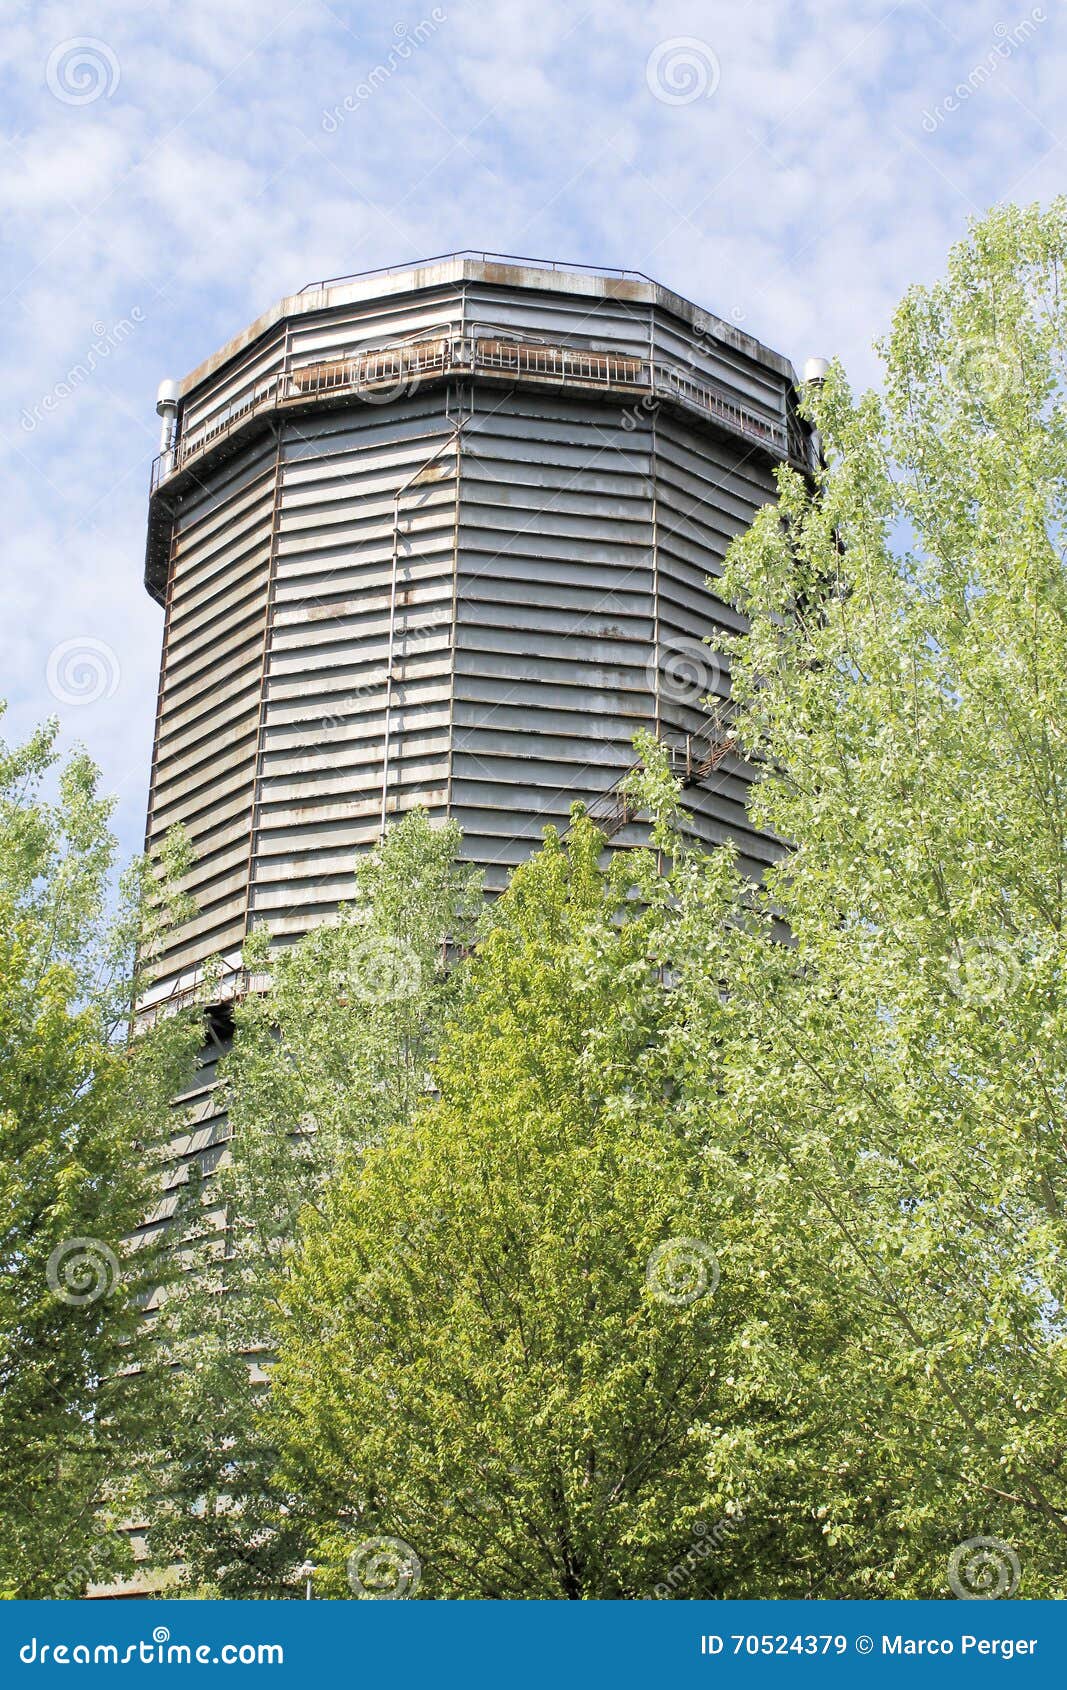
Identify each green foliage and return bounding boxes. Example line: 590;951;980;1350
260;202;1067;1600
224;809;484;1251
264;819;873;1597
135;201;1067;1601
0;713;199;1596
655;198;1067;1594
151;809;482;1596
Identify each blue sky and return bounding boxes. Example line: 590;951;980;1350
0;0;1061;863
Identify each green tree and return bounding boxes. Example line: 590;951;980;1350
152;200;1067;1601
151;809;482;1596
0;714;199;1597
658;199;1067;1596
262;202;1067;1600
264;818;877;1598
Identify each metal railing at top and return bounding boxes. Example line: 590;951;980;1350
787;404;811;469
653;362;787;454
150;333;791;492
133;963;272;1033
476;339;644;386
297;250;655;295
289;335;453;396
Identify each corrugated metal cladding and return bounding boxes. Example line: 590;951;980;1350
137;1024;232;1266
143;258;809;1004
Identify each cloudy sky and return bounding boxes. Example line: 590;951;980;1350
0;0;1061;862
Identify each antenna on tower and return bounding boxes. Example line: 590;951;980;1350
155;379;180;473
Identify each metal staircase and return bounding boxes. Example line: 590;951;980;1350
583;708;737;841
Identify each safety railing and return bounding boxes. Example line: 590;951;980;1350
587;793;634;839
297;250;655;294
133;963;272;1033
653;362;788;455
150;333;791;491
289;335;453;399
474;339;644;386
787;404;815;473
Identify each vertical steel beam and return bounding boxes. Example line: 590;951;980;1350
240;419;286;944
444;382;467;819
379;420;466;839
142;506;179;861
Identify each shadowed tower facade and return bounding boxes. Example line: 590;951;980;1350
137;251;812;1251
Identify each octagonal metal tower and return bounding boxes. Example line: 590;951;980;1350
142;252;812;1014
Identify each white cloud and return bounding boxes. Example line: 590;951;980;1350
0;0;1062;859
